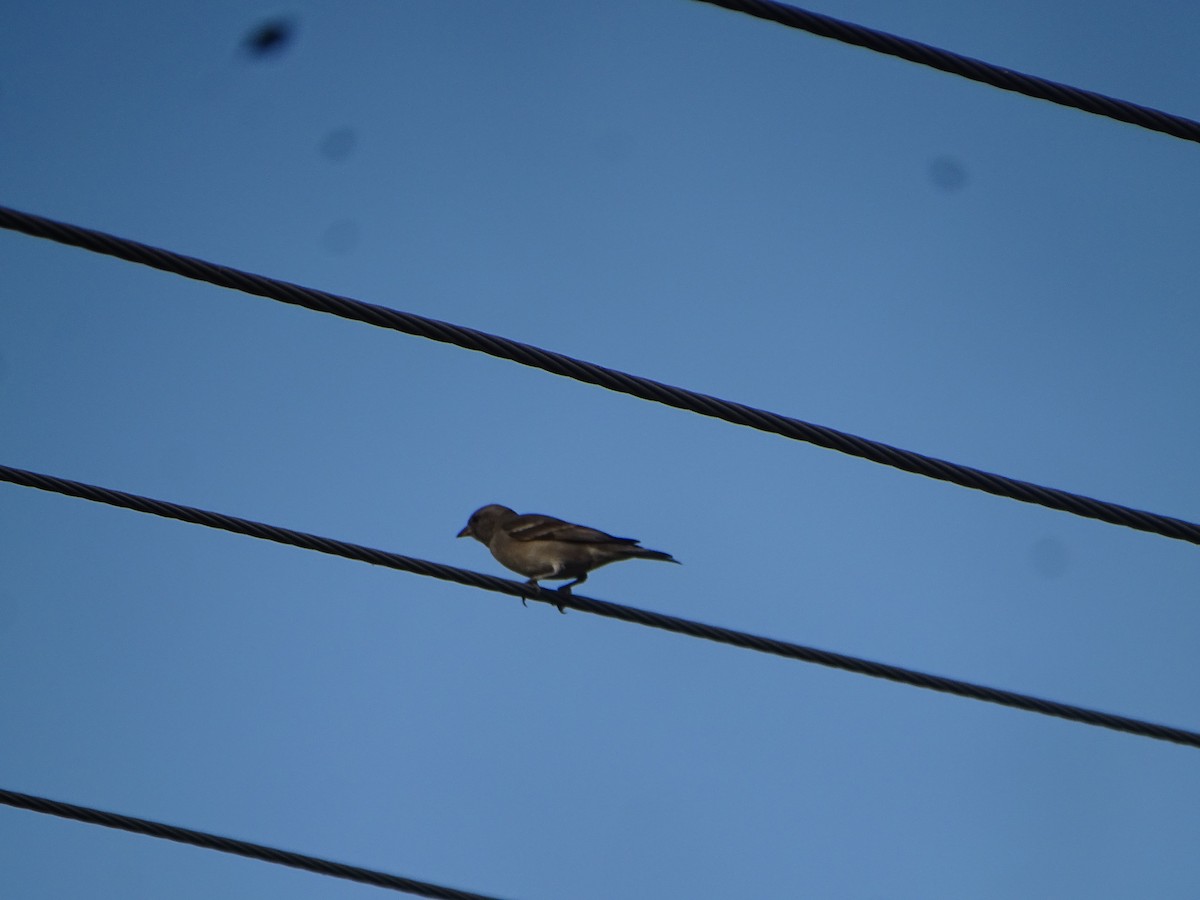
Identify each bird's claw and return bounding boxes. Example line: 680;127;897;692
555;583;572;614
522;580;542;609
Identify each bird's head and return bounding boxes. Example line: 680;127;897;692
457;504;516;544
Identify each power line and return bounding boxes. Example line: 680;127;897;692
4;463;1198;749
0;788;510;900
691;0;1200;144
2;206;1198;548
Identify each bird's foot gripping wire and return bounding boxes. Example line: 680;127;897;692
553;577;586;614
553;586;569;614
522;579;542;608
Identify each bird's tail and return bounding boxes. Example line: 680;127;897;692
637;547;680;564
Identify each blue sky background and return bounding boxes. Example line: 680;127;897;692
3;2;1200;897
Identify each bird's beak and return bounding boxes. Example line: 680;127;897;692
456;524;471;538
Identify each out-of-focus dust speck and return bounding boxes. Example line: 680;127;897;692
1029;536;1069;578
593;130;633;164
242;18;296;59
322;220;361;254
320;127;358;162
159;442;196;480
929;156;968;192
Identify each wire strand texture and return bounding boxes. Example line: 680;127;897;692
691;0;1200;144
5;463;1198;750
0;789;509;900
2;205;1199;548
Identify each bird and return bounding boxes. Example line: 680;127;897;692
457;504;679;612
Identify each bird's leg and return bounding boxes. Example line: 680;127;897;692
553;574;587;613
523;578;541;607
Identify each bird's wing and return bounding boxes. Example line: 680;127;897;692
506;514;639;546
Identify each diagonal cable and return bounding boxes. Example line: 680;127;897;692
2;205;1198;547
0;789;510;900
4;463;1198;749
690;0;1200;144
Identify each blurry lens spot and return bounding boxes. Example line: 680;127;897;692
320;127;358;162
929;156;968;192
243;18;296;58
1029;536;1069;578
322;219;360;255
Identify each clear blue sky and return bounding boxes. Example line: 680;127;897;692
3;2;1200;898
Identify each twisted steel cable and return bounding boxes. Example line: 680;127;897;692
5;463;1199;749
0;789;509;900
692;0;1200;144
2;205;1198;547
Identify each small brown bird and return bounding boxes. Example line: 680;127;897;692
457;504;679;611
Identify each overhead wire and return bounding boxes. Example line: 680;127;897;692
2;205;1198;548
4;463;1199;749
690;0;1200;144
0;788;510;900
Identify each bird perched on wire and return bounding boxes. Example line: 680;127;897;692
457;504;679;612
